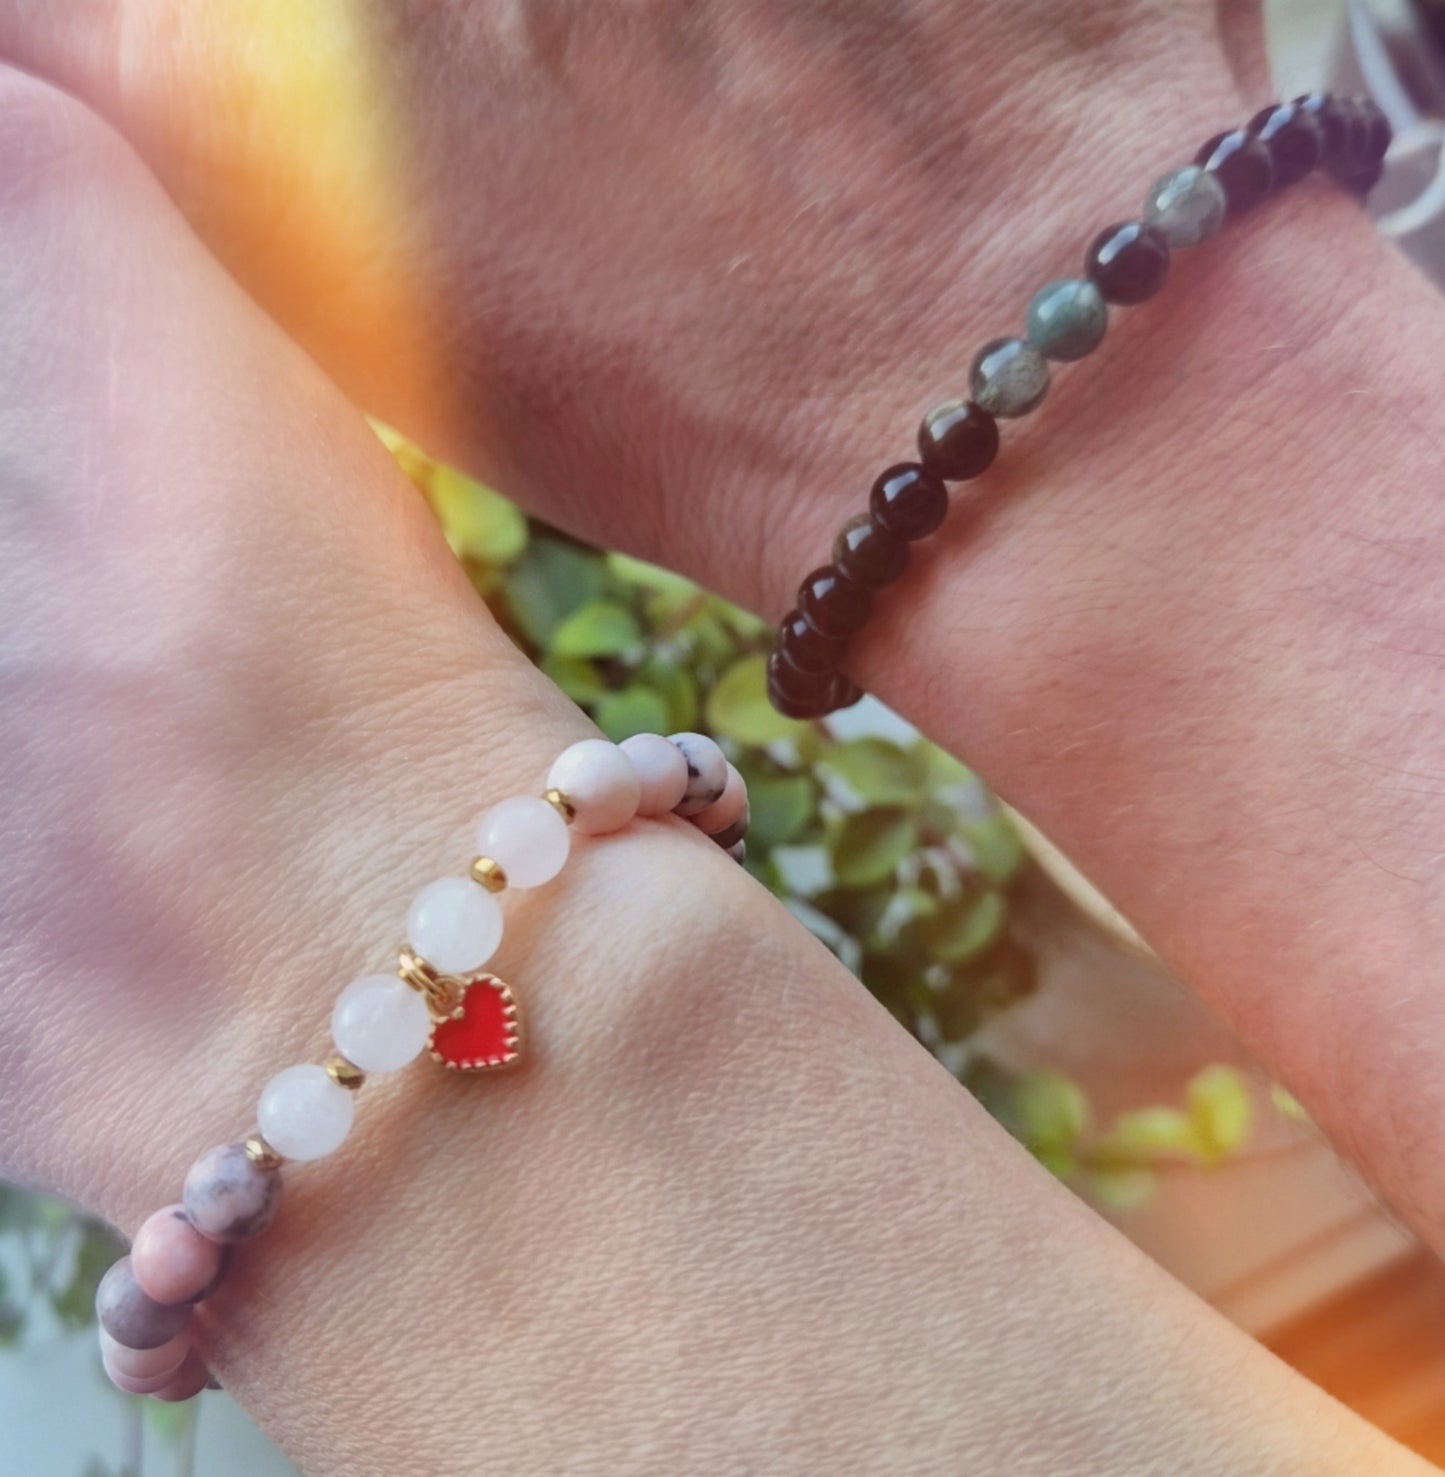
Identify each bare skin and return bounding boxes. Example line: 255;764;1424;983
0;3;1439;1473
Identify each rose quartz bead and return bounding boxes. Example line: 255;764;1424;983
152;1350;212;1402
131;1205;227;1306
547;739;641;834
475;795;570;887
332;973;433;1073
258;1064;355;1163
668;733;729;816
407;876;503;974
100;1327;191;1382
96;1257;191;1349
620;733;689;816
691;764;747;835
183;1143;282;1243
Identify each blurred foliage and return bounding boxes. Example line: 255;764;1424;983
383;427;1266;1206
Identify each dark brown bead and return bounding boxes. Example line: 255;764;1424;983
833;514;909;589
1293;93;1349;166
777;608;846;673
1084;222;1170;306
917;401;999;483
1248;101;1322;186
1331;158;1384;198
767;650;835;718
1355;99;1391;167
869;463;949;541
797;564;873;640
1195;130;1274;213
829;674;863;710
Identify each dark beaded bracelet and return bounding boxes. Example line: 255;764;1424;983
766;93;1391;719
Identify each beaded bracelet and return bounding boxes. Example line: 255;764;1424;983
92;731;748;1401
766;93;1393;720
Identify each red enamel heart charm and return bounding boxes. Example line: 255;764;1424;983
428;974;523;1073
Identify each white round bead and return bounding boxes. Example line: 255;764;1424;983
476;795;570;888
547;739;642;835
669;732;729;816
620;733;689;816
332;974;433;1074
407;876;503;975
693;763;748;835
257;1064;355;1163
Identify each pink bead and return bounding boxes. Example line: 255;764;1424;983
152;1350;212;1403
692;764;747;835
132;1205;227;1305
100;1327;191;1382
547;739;641;835
620;734;689;816
104;1345;191;1396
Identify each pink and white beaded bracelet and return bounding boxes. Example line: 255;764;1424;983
94;731;749;1402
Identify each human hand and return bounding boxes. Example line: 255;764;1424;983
0;54;1425;1477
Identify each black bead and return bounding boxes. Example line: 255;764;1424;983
797;564;873;640
1084;221;1170;306
1293;93;1349;166
767;650;836;719
917;400;999;482
833;514;909;589
1248;100;1322;186
777;608;846;673
1195;130;1274;213
869;462;949;541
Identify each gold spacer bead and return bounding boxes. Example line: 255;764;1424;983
542;787;577;824
244;1134;284;1172
325;1053;366;1091
469;856;508;893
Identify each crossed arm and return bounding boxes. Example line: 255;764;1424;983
0;2;1442;1472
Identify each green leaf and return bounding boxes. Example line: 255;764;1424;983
640;659;699;732
429;466;528;565
923;889;1007;965
1088;1167;1157;1211
538;654;607;707
551;601;642;659
818;739;923;808
606;551;699;600
1187;1065;1253;1164
744;775;816;849
144;1399;197;1446
831;808;918;887
374;421;435;489
1097;1107;1201;1166
503;539;607;649
51;1221;126;1331
594;685;672;741
706;654;805;745
1012;1072;1091;1153
959;813;1025;883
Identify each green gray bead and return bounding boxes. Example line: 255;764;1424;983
970;337;1049;418
1025;279;1108;362
1143;166;1227;248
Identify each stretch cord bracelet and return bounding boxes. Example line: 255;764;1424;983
92;731;748;1402
765;92;1394;720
